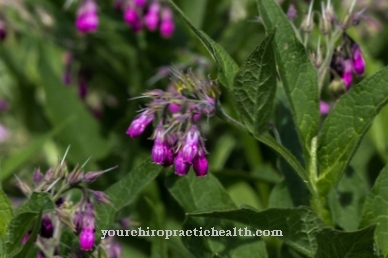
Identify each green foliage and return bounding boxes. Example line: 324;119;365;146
318;67;388;195
0;189;13;241
234;31;276;135
360;164;388;257
256;0;320;160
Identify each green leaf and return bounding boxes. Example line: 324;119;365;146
190;207;325;257
37;44;109;166
166;172;268;258
328;167;367;231
314;226;376;258
360;164;388;257
169;0;239;90
96;159;162;237
5;192;55;256
318;67;388;195
256;0;319;158
233;31;276;135
0;189;13;241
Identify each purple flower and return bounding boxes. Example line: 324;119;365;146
174;151;190;176
144;2;160;31
80;228;95;251
342;59;353;89
126;111;155;138
168;103;181;114
151;126;169;164
40;215;54;238
160;7;174;38
107;242;123;258
320;101;330;115
181;126;200;163
76;0;99;33
351;43;365;76
193;150;208;177
134;0;146;7
124;7;143;32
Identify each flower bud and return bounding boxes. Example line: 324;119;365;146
89;190;110;204
22;231;31;244
134;0;146;7
33;168;43;185
126;111;155;138
342;59;353;89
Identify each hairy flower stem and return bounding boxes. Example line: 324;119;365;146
308;136;333;226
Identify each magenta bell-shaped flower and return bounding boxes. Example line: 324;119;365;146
174;151;190;176
76;0;99;33
80;227;95;251
351;43;365;76
193;150;208;177
144;2;160;31
126;111;155;138
342;60;353;90
181;126;200;163
160;7;174;38
151;126;169;164
124;7;143;32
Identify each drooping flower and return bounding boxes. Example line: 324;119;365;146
181;126;200;163
351;42;365;76
192;148;208;177
76;0;99;33
144;2;160;31
160;6;175;38
342;59;353;89
151;125;169;164
126;110;155;138
174;151;190;176
79;203;95;251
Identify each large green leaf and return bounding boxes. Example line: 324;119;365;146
318;67;388;195
0;189;13;241
96;159;162;236
233;31;276;135
37;44;109;167
169;0;239;90
360;164;388;257
314;226;376;258
189;207;325;257
256;0;319;159
5;192;55;256
166;172;268;258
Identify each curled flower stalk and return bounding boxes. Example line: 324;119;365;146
127;69;218;177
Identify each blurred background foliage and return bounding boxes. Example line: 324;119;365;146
1;0;388;257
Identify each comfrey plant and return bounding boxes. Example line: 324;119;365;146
127;70;216;176
13;151;119;257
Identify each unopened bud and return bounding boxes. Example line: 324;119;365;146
33;168;43;185
89;190;110;204
16;177;32;196
68;167;83;186
329;79;346;96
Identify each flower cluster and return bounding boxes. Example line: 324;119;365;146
16;152;118;257
330;34;365;90
76;0;175;38
122;0;175;38
286;1;366;115
126;70;217;177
